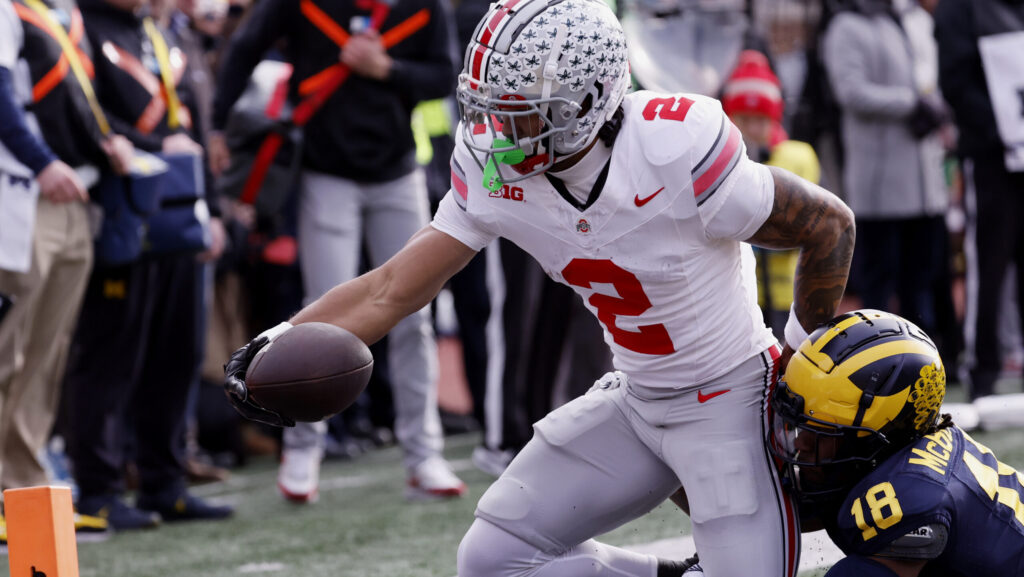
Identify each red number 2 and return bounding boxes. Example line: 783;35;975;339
562;258;675;355
641;96;695;122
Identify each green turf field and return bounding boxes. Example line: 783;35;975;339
4;382;1024;577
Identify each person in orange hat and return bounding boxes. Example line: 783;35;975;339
722;49;822;338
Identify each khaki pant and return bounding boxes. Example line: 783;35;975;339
0;198;92;491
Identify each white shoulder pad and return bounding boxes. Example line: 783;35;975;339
622;91;723;167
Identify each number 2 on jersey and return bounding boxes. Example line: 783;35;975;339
642;96;695;122
851;482;904;541
561;258;675;355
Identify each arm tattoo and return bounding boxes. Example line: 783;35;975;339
748;166;856;330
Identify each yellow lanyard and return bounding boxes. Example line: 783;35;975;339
22;0;110;135
142;16;180;129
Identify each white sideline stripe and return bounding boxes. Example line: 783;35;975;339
237;561;287;573
622;530;845;573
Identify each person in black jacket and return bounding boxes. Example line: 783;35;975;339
209;0;464;503
935;0;1024;400
65;0;231;530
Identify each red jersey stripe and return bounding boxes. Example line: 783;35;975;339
693;122;741;198
452;166;468;202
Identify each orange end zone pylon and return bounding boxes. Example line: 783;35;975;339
4;486;80;577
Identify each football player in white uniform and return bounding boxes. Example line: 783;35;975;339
224;0;855;575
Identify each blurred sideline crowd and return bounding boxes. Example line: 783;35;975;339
1;0;1023;542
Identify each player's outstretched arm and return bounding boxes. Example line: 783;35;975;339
223;226;475;426
748;166;856;336
291;225;477;345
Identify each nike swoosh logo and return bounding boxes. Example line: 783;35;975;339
697;389;731;403
634;186;665;207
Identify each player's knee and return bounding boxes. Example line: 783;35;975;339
457;519;508;577
457;519;534;577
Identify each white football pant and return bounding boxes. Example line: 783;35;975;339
458;346;800;577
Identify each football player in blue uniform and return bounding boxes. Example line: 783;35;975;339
768;309;1024;577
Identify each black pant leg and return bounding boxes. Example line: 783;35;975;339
897;217;941;334
928;215;962;373
450;250;490;429
965;156;1021;399
853;219;902;312
133;255;202;496
66;260;155;497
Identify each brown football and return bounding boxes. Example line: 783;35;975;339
245;322;373;422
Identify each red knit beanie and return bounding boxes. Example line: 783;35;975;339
722;50;783;122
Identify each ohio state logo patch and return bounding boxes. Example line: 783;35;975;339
576;218;591;233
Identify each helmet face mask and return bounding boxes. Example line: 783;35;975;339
457;0;631;190
768;310;947;506
457;81;574;182
770;382;890;504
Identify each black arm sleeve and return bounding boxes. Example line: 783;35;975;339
385;0;459;103
212;0;295;131
0;66;57;174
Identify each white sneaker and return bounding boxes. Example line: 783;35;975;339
278;446;323;503
471;446;515;477
406;457;466;501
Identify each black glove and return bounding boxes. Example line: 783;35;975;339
907;98;945;140
223;336;296;427
661;553;701;576
681;554;701;573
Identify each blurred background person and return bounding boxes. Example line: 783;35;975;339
152;0;237;485
210;0;465;503
936;0;1024;400
65;0;230;530
0;0;134;541
822;0;950;342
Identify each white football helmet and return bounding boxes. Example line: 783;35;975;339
457;0;631;190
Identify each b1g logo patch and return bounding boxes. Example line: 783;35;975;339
576;218;591;233
490;184;524;201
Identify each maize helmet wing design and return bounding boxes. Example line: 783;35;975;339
456;0;630;190
769;309;946;503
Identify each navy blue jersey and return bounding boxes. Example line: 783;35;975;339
826;426;1024;576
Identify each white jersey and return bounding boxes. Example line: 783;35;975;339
433;91;778;390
